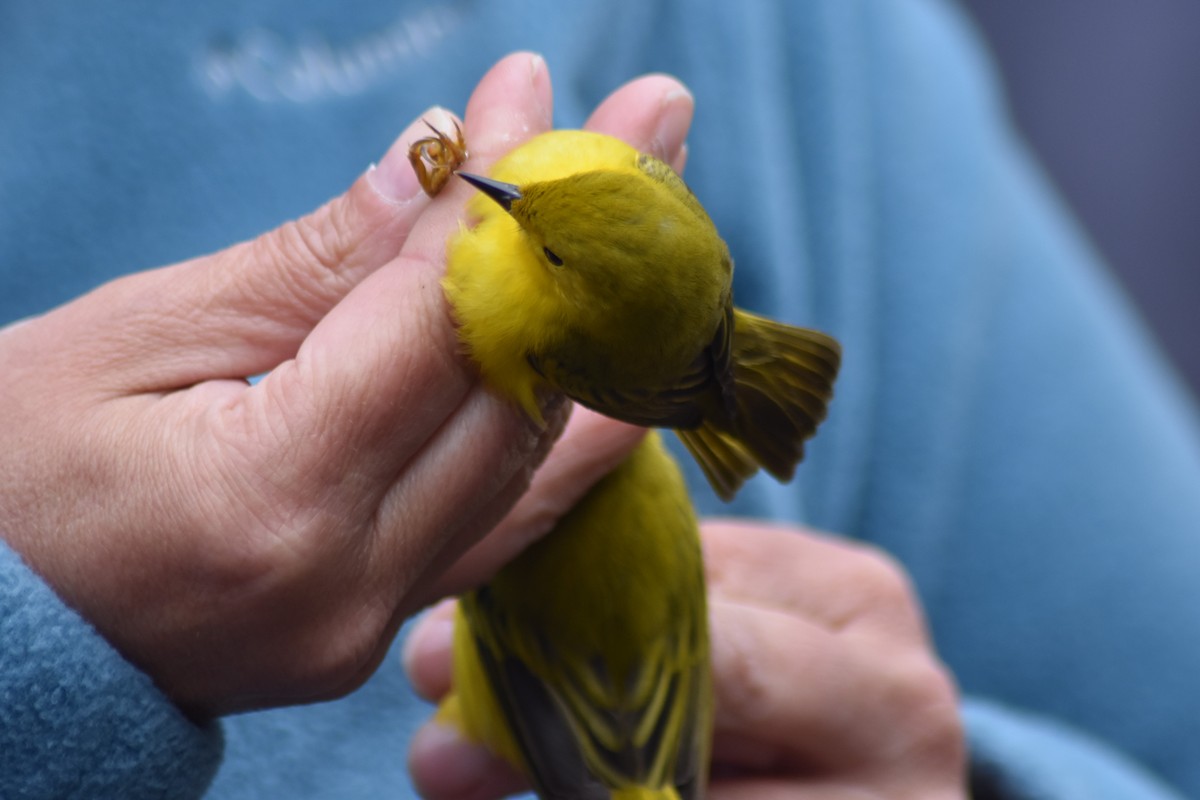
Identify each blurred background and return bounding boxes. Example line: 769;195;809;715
958;2;1200;397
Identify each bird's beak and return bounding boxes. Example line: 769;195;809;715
456;172;522;211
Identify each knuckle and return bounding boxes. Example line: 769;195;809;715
846;545;923;623
895;655;959;718
252;200;355;317
856;546;912;597
282;203;348;274
291;598;391;697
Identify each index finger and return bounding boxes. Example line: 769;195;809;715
245;52;554;503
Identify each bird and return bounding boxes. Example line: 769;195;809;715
443;129;840;501
438;431;710;800
408;125;840;800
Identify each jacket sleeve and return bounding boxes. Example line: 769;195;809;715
964;699;1186;800
0;538;223;799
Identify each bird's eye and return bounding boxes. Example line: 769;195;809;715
543;247;564;267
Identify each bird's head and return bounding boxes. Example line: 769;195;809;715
457;169;728;307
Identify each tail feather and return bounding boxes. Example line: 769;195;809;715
612;788;682;800
682;309;840;501
676;426;756;502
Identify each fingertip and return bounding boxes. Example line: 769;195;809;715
402;600;458;700
464;52;554;162
585;73;694;167
672;141;690;175
367;106;463;205
399;52;553;268
528;52;552;128
409;722;527;800
654;83;694;166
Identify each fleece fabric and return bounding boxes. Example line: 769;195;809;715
3;1;1199;797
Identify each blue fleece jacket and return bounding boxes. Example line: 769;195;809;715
3;1;1198;797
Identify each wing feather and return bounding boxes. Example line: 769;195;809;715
461;579;709;799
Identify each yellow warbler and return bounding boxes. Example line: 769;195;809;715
440;432;710;800
410;127;840;800
444;130;840;501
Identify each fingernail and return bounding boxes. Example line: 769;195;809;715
367;106;458;204
654;86;694;165
528;53;552;128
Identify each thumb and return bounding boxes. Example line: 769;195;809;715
57;107;460;392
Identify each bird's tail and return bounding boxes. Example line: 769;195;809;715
611;788;682;800
677;309;840;501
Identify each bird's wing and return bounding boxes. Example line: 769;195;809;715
526;348;712;430
462;586;710;800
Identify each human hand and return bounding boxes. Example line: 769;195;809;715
0;53;689;717
404;521;966;800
